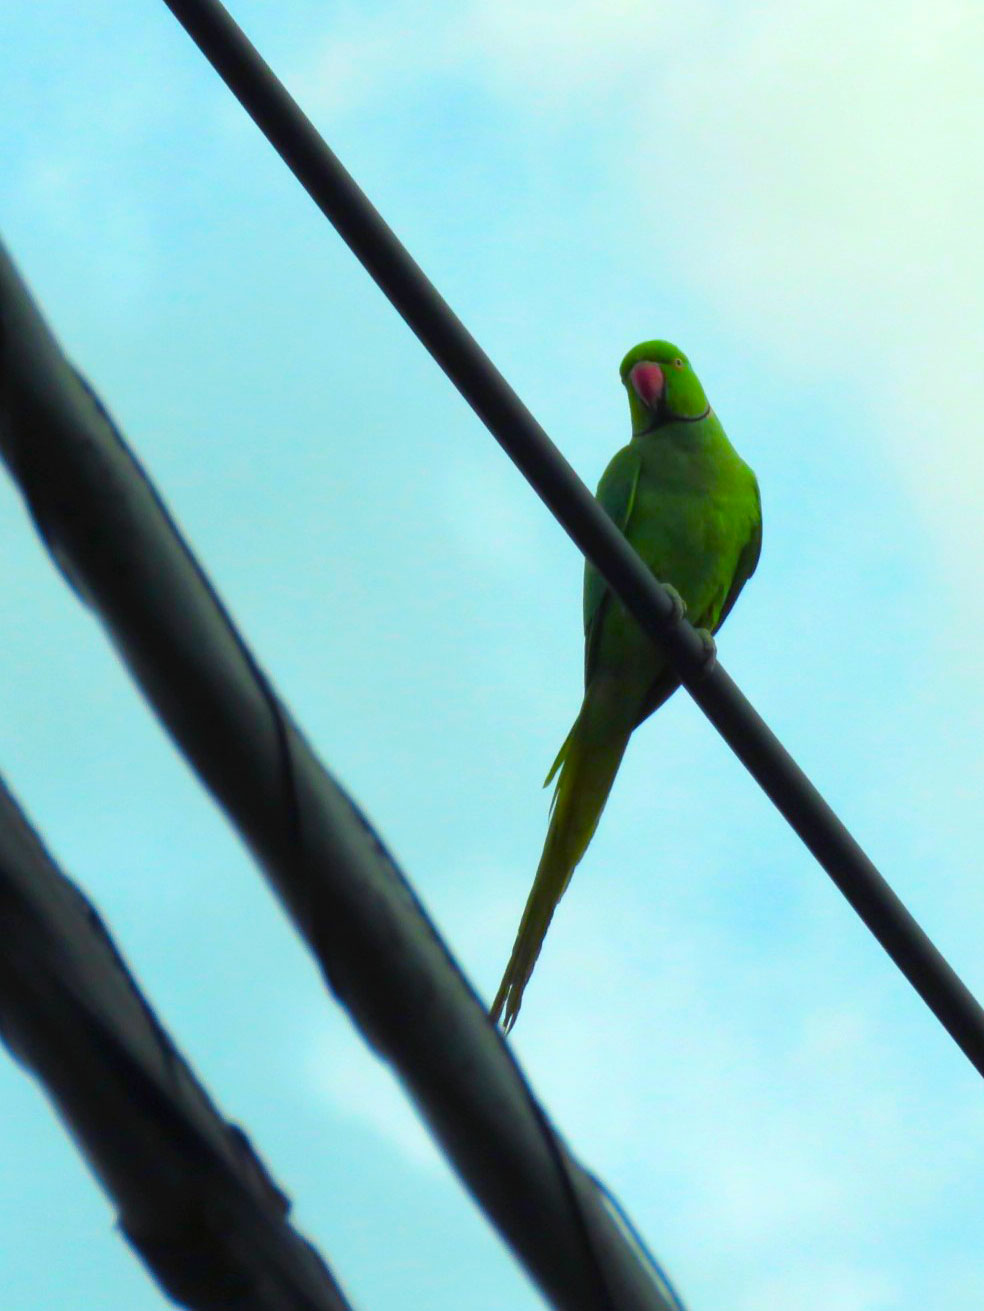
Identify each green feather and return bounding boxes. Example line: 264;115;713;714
491;340;762;1031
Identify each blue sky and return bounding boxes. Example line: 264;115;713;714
2;1;984;1307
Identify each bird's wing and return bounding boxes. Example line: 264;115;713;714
713;478;762;635
634;474;762;729
583;444;642;686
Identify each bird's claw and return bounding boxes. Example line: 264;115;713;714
660;583;687;623
694;627;718;675
657;584;716;674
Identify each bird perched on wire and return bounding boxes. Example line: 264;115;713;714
491;340;762;1031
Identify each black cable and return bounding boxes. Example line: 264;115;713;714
0;774;353;1311
1;239;684;1311
156;0;984;1079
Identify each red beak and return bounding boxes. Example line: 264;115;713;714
629;361;665;409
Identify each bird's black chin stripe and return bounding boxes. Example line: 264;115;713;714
669;404;711;424
642;403;711;432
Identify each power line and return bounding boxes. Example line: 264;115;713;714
157;0;984;1078
0;773;352;1311
1;237;684;1310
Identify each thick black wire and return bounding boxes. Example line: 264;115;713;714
0;772;353;1311
1;240;680;1311
158;0;984;1079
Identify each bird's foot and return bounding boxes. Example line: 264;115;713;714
693;627;718;676
660;583;687;623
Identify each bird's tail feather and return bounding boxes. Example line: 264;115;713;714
491;692;631;1031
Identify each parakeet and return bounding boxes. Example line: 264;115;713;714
491;340;762;1031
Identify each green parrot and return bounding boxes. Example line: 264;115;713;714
491;340;762;1031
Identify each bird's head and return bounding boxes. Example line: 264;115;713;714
619;340;710;435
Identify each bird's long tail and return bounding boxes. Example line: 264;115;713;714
491;682;632;1031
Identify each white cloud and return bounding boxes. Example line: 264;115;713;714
306;1021;446;1171
735;1260;897;1311
291;6;457;121
440;453;553;579
461;0;678;103
294;0;984;625
623;0;984;617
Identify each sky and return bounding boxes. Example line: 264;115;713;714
2;1;984;1308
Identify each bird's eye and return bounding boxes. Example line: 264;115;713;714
673;358;684;369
